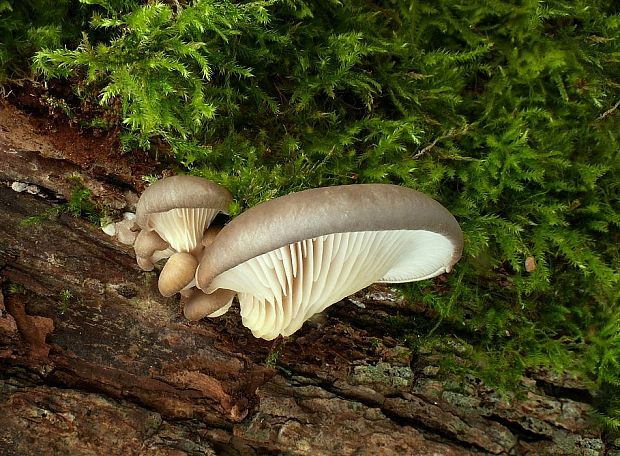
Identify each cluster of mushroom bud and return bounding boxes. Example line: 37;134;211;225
133;176;463;340
133;176;235;318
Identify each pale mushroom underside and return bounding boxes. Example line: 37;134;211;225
205;229;456;340
148;207;220;253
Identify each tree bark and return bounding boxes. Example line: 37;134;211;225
0;103;609;455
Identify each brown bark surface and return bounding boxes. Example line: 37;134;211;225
0;103;608;455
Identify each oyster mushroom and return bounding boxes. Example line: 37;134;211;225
194;184;463;340
158;252;199;297
136;175;232;256
134;175;232;294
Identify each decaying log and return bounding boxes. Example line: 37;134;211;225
0;104;611;455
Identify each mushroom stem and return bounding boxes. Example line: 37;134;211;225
183;288;236;321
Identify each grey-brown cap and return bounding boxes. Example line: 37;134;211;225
158;252;198;297
136;175;232;227
197;184;463;288
134;229;171;271
195;184;463;340
183;288;236;321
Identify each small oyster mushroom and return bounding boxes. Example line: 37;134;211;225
136;175;232;257
115;218;139;245
195;184;463;340
158;252;199;297
177;226;233;316
11;182;28;193
134;175;232;294
102;213;139;245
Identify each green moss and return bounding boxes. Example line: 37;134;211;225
7;282;27;295
20;180;101;227
57;288;80;315
20;206;62;228
264;349;280;370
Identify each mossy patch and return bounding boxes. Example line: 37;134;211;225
350;362;413;390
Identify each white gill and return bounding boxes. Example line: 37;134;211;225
206;229;455;340
149;207;220;253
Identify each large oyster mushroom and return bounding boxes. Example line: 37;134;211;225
193;184;463;340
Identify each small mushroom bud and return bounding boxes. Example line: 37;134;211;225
115;219;139;245
134;230;171;271
183;288;235;321
158;252;199;297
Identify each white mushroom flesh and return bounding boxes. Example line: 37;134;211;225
148;207;220;253
205;229;455;340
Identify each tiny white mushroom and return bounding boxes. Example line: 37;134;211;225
26;184;40;195
11;182;28;192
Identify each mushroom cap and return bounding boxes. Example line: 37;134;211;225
136;175;232;228
134;229;171;271
158;252;199;297
135;229;170;258
135;175;232;254
137;247;175;271
137;256;155;271
115;219;139;245
195;184;463;339
197;184;462;286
